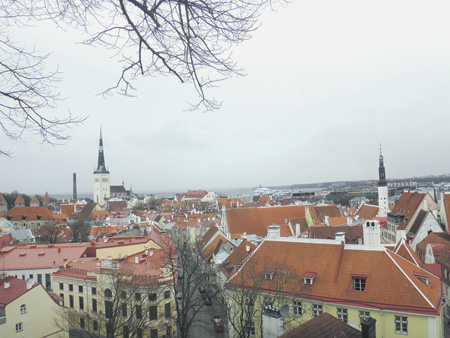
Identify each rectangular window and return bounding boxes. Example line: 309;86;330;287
337;308;348;323
149;293;157;301
16;322;23;332
80;317;85;329
45;274;51;290
164;291;170;299
37;274;42;284
69;284;73;291
135;293;141;301
69;295;74;308
59;282;63;290
395;316;408;334
92;287;97;295
29;274;33;279
165;302;171;318
79;297;84;310
105;301;113;319
78;285;83;293
123;326;129;338
150;305;158;320
60;293;64;304
293;301;302;316
137;328;143;338
93;320;98;331
92;299;97;313
312;304;323;317
122;303;127;317
359;311;370;327
136;305;142;319
351;277;366;291
151;329;158;338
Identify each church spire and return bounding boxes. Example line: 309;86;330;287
378;144;387;187
94;127;109;174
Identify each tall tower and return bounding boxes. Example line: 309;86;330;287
93;128;110;206
377;145;389;217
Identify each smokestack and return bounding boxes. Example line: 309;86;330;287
73;173;77;200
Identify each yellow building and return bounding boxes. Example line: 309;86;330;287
0;276;66;338
52;229;177;338
225;237;443;338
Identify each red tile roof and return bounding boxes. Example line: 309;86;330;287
0;244;88;270
43;192;50;203
309;225;363;244
4;206;56;221
279;312;361;338
31;195;39;204
391;191;426;227
227;239;442;315
217;198;244;209
443;194;450;226
356;204;378;220
202;234;227;261
310;205;341;223
225;205;309;239
221;240;257;279
15;194;25;205
0;193;7;206
198;226;219;250
0;276;39;306
393;239;421;265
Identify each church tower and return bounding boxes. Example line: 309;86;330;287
93;128;110;206
377;146;389;217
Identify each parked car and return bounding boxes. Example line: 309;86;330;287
203;296;212;305
212;315;224;333
199;286;206;293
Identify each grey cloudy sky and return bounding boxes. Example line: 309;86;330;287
2;0;450;196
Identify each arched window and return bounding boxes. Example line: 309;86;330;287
20;304;26;314
104;288;112;298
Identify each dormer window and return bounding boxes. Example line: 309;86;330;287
414;272;430;286
264;268;276;280
351;276;367;291
303;272;316;285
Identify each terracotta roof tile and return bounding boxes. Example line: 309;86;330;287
14;194;25;205
217;198;244;208
309;225;363;244
0;193;7;206
202;234;227;261
227;240;441;314
198;226;219;250
225;205;309;239
4;206;56;221
221;240;257;279
391;191;426;227
31;195;39;204
0;276;40;306
356;204;378;220
311;205;341;223
43;192;50;203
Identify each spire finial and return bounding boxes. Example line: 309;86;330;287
379;142;382;156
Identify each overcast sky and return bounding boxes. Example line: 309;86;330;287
2;0;450;196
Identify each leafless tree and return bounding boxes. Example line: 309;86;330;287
33;224;72;244
224;258;298;338
0;34;85;155
162;231;217;338
59;261;176;338
1;0;286;112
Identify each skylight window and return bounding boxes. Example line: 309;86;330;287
413;272;430;286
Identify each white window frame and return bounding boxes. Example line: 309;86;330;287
293;301;302;316
337;308;348;323
312;304;323;317
351;277;366;291
359;311;370;327
395;316;408;334
20;304;26;315
16;322;23;332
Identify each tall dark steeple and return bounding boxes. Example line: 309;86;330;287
378;145;387;187
94;128;109;174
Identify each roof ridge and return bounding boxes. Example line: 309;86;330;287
384;248;434;308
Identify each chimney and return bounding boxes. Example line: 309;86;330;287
27;278;34;290
246;245;250;253
295;224;300;238
361;317;376;338
4;280;10;289
335;232;345;243
347;216;353;226
363;220;381;246
73;173;77;200
324;216;330;226
135;257;139;264
396;228;407;244
267;225;280;239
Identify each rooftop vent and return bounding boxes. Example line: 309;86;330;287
4;281;10;289
19;253;26;257
38;252;45;256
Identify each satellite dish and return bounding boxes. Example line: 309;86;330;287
280;304;289;317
